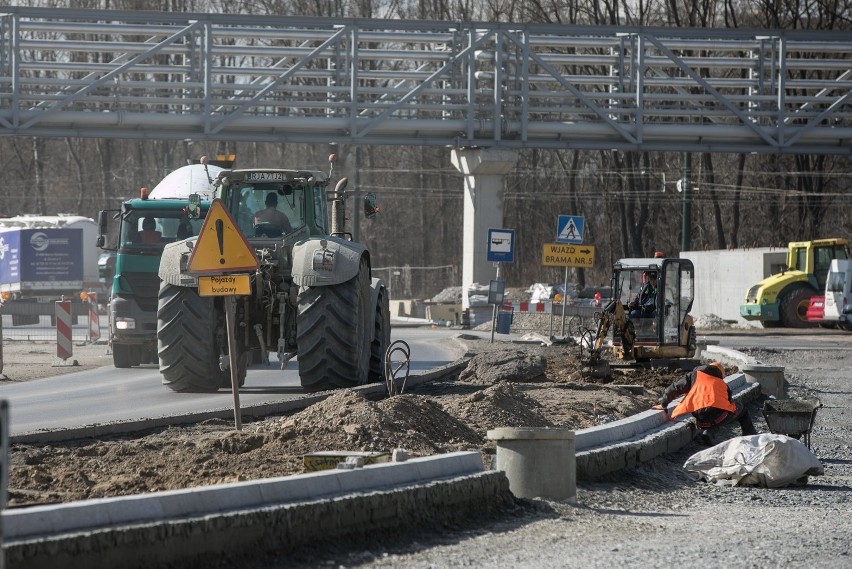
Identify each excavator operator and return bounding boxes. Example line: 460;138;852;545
628;271;657;319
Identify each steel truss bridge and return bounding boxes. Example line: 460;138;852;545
0;7;850;155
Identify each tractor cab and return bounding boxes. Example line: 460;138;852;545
611;257;696;359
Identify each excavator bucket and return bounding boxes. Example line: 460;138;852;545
585;359;611;380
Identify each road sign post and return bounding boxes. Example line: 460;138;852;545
542;243;596;268
488;279;506;343
555;215;586;337
188;199;260;432
486;229;514;343
0;399;8;569
487;228;515;263
541;243;596;338
223;296;242;431
556;215;585;244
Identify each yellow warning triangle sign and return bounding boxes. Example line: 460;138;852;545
187;199;260;274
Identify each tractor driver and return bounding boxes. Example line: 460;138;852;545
253;192;292;236
628;271;657;319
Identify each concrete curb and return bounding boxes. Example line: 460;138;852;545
576;375;762;480
6;455;512;569
573;346;767;479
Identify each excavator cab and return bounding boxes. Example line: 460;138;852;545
583;257;697;378
611;258;696;358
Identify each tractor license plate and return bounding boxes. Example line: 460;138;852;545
198;274;251;296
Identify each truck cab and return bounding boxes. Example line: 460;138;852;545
98;198;211;368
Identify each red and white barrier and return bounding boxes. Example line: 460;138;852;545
87;292;101;343
55;300;73;361
502;300;553;314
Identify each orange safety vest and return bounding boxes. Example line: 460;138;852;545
671;370;736;420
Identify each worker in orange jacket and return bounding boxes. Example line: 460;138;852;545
653;362;757;446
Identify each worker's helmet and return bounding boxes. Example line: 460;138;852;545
708;362;725;377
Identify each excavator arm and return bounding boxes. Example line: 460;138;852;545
584;299;635;378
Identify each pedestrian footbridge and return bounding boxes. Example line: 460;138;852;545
0;7;849;155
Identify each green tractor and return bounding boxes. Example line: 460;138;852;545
156;158;390;392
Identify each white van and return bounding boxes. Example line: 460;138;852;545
823;259;852;330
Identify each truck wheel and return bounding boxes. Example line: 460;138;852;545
112;343;134;368
779;286;817;328
157;282;233;392
297;258;371;391
130;346;143;367
368;286;391;383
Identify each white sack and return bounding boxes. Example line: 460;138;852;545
683;433;824;488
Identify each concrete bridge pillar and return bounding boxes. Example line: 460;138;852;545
451;148;518;309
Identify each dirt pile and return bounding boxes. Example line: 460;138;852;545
6;341;693;507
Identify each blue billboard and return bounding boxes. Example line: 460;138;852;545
0;228;83;287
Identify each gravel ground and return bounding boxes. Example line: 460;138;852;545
3;329;850;567
264;345;852;569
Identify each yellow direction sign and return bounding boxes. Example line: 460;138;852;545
542;243;596;268
188;199;259;274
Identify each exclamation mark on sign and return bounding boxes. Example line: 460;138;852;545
216;219;225;265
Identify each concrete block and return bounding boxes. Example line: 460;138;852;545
389;299;414;317
575;410;665;451
740;364;786;398
426;303;462;323
256;472;342;503
488;427;575;501
335;466;387;493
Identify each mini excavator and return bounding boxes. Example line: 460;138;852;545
582;257;698;378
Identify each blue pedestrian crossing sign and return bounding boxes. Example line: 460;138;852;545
487;228;515;263
556;215;584;244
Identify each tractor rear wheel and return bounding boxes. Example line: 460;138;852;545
157;282;236;392
779;285;817;328
297;258;372;391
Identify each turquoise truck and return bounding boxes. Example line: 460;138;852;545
96;161;226;367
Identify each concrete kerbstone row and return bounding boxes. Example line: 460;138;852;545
575;376;762;480
6;471;512;569
4;451;483;543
